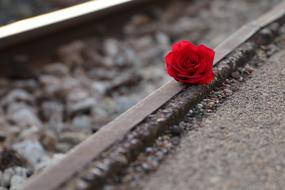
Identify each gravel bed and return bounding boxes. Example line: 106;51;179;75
0;0;88;26
0;0;280;189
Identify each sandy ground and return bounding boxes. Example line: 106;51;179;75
140;49;285;189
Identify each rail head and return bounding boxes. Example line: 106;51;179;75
0;0;150;49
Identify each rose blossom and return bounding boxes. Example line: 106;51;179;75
165;40;215;85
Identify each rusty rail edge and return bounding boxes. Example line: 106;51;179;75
0;0;150;49
23;1;285;190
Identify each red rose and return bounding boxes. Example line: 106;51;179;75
165;40;215;85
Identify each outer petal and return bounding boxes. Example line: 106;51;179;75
172;40;197;52
166;52;186;77
197;44;215;63
165;52;176;77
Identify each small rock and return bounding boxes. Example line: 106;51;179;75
207;101;215;108
6;102;33;115
40;101;64;121
169;125;183;136
104;38;120;57
12;140;48;168
244;64;254;74
13;80;38;92
8;108;42;128
170;17;208;40
55;142;73;153
88;68;117;80
4;168;16;176
0;133;6;142
141;66;164;81
71;115;92;132
0;149;27;171
224;88;233;96
114;96;138;113
67;98;96;116
114;54;128;67
57;41;85;66
197;104;203;109
39;75;63;97
91;82;109;95
13;167;27;177
231;71;241;80
1;171;12;187
129;14;151;26
47;118;65;133
39;130;57;151
155;32;170;50
66;89;89;102
2;89;33;106
171;137;180;145
131;36;154;51
19;126;39;139
10;175;27;190
59;132;88;146
123;47;137;64
42;63;69;76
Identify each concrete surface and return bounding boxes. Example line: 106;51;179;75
140;49;285;190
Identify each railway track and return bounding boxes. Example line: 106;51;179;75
0;0;152;49
0;0;284;189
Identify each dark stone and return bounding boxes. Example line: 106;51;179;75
0;148;27;171
169;125;183;136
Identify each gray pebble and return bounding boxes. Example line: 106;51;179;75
43;63;69;76
2;89;33;106
155;32;170;50
39;75;63;97
4;168;15;176
67;98;96;116
10;175;27;190
55;142;73;153
115;96;139;113
13;80;38;92
0;171;3;186
6;102;33;115
169;125;183;136
59;132;88;146
91;82;109;95
224;88;233;96
66;89;89;102
40;101;63;121
1;171;12;187
132;36;153;51
71;115;92;132
231;71;241;80
13;167;27;177
104;38;120;57
8;108;42;128
129;14;151;26
12;140;48;168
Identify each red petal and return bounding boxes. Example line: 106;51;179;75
172;40;197;52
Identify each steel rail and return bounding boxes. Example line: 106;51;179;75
0;0;150;49
22;1;285;190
